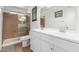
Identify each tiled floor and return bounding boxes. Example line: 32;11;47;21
0;43;32;52
15;43;31;52
0;45;16;52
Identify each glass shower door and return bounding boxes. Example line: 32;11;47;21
2;12;18;40
18;15;30;36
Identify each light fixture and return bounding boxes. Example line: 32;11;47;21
9;12;17;14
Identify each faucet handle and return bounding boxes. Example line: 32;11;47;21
65;26;69;30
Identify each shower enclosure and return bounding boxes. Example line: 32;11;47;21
2;12;30;47
18;15;30;36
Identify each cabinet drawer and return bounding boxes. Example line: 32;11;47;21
31;31;51;41
39;32;52;41
30;31;41;38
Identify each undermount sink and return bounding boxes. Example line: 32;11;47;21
38;28;78;37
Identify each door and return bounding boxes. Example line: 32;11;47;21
30;32;41;52
40;40;54;52
3;12;18;40
54;45;67;52
31;36;40;52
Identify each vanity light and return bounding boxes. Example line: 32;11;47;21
9;12;17;14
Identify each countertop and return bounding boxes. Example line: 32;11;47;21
33;28;79;44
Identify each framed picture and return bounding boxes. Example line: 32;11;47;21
55;10;63;18
32;6;37;22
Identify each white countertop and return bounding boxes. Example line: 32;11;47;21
33;28;79;44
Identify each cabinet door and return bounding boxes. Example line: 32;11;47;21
40;40;54;52
30;32;41;52
54;45;67;52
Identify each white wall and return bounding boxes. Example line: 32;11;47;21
41;6;76;30
30;6;41;30
75;7;79;32
0;8;3;50
64;7;76;30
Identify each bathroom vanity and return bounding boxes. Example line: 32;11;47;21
30;28;79;52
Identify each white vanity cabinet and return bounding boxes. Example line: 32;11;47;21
30;29;79;52
30;31;54;52
30;31;64;52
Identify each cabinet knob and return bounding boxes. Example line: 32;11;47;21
51;48;53;51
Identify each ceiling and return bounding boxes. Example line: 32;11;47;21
2;6;34;15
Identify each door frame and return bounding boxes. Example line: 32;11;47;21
0;9;3;50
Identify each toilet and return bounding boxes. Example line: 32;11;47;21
20;35;30;47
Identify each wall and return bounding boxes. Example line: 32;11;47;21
64;7;76;30
40;6;76;30
0;8;3;50
75;7;79;32
30;6;41;31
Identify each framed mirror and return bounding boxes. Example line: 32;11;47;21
55;10;63;18
32;6;37;22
